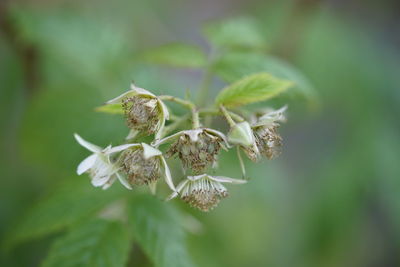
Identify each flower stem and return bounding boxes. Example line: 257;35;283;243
159;95;200;129
219;105;236;127
200;108;245;122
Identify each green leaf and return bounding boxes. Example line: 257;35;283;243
42;219;131;267
95;103;124;115
203;17;266;50
128;195;195;267
213;51;318;105
4;178;126;248
142;43;207;68
215;73;292;107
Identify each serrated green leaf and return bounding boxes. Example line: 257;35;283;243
213;51;318;105
41;219;131;267
4;178;126;249
95;103;124;114
203;17;266;50
215;73;292;107
142;43;207;68
128;195;195;267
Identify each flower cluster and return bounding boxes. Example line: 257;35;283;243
75;84;287;211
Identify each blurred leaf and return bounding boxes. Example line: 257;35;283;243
4;178;126;248
215;73;292;107
142;43;207;68
213;51;318;105
203;17;266;50
42;219;131;267
128;195;195;267
95;103;124;115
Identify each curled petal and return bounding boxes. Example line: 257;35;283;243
106;143;140;154
91;174;112;187
160;156;176;191
126;129;139;140
210;175;247;184
105;90;137;104
158;99;170;120
116;172;132;190
254;105;287;127
204;128;230;148
187;174;207;181
166;179;189;201
102;175;117;190
130;84;156;97
185;129;203;142
77;154;97;175
148;181;157;195
74;133;102;153
152;130;184;147
141;143;162;159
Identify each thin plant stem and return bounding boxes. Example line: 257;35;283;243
159;95;200;129
220;105;236;127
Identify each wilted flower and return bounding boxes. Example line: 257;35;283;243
119;143;175;191
227;121;260;162
74;133;136;190
105;84;169;139
167;174;246;212
252;106;286;159
153;128;228;174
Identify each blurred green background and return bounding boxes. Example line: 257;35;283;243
1;0;400;266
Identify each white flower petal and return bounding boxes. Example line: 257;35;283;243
152;130;184;147
91;174;111;187
166;179;189;201
184;129;203;142
210;175;247;184
204;128;230;148
74;133;102;153
77;154;97;175
160;156;176;191
106;143;140;154
158;99;170;120
187;174;207;181
126;129;139;140
255;105;287;127
130;84;156;97
102;175;117;190
116;172;132;190
148;181;157;195
141;143;162;159
105;89;137;104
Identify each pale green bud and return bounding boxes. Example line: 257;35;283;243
227;121;255;147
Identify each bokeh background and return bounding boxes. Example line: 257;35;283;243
1;0;399;266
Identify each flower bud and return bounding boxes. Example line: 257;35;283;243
167;174;246;212
227;121;260;162
227;121;254;147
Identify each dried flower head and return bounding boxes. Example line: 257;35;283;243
167;174;246;212
252;106;286;159
105;84;169;139
119;143;175;191
154;128;228;174
74;134;136;190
